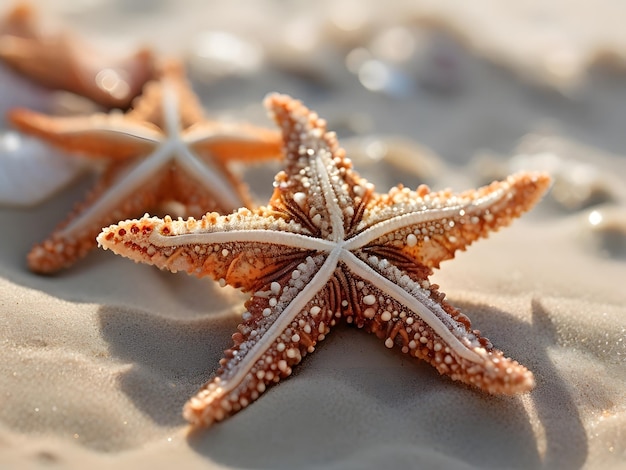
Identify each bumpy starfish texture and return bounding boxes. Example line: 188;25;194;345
10;62;282;273
0;2;154;109
98;93;551;428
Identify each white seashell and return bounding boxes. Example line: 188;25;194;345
0;131;85;207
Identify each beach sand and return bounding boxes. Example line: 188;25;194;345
0;1;624;468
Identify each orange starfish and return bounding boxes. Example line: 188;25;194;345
98;94;551;428
0;2;154;109
10;62;282;273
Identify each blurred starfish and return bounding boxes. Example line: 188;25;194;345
98;93;550;428
10;61;282;273
0;1;155;109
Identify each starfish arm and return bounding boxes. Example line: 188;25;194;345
342;252;535;394
128;60;207;127
34;134;264;275
184;252;338;426
8;108;161;159
29;165;164;273
0;5;154;109
97;210;331;291
265;93;375;240
348;172;551;269
70;46;155;110
186;122;283;163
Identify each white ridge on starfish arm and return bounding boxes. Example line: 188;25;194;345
190;250;341;410
148;227;336;251
162;81;244;210
346;185;507;250
314;149;346;241
339;250;484;363
59;143;173;236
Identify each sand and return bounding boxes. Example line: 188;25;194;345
0;1;625;469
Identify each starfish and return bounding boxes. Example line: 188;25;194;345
0;2;155;109
10;61;282;273
98;94;551;428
